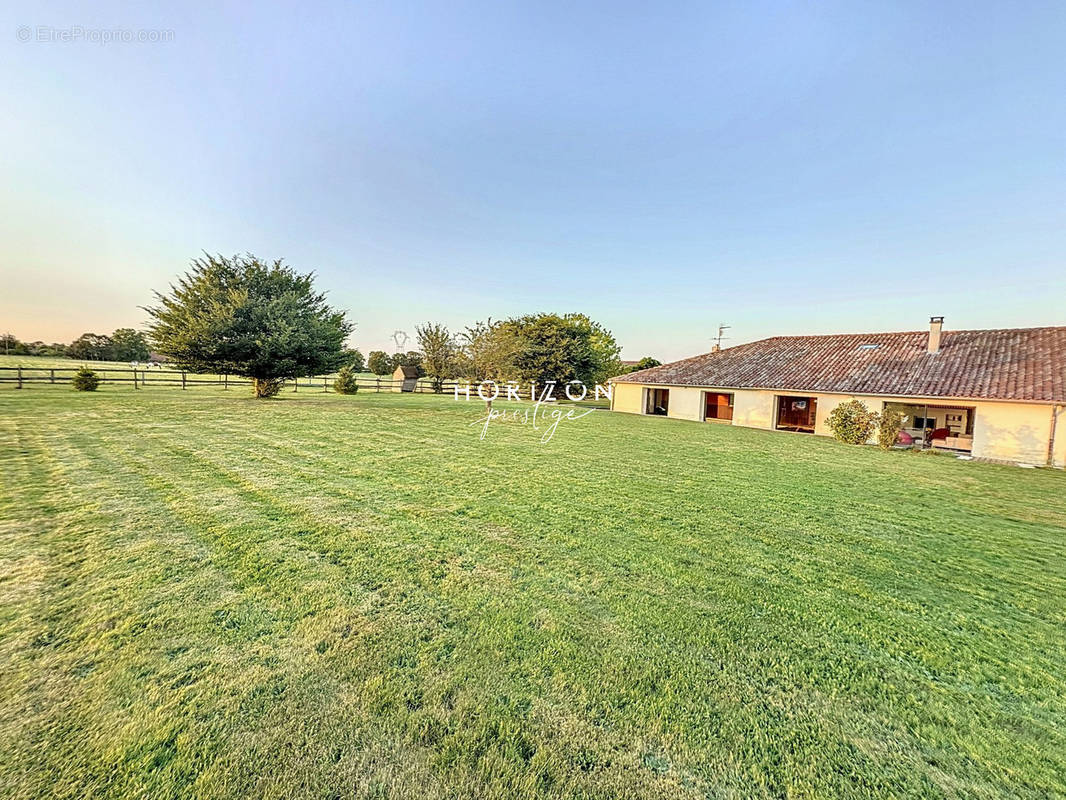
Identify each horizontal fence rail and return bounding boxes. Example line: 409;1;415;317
0;366;458;393
0;367;612;408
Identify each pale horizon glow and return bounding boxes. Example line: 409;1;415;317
2;1;1064;362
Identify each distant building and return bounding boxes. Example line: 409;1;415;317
392;365;419;392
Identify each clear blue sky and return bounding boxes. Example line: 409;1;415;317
2;1;1064;360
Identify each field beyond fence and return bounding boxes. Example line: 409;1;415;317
0;363;612;406
0;365;454;393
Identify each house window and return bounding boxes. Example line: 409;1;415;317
704;392;734;422
645;388;669;416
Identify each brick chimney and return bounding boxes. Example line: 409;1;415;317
928;316;944;354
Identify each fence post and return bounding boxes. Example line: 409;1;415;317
323;376;328;392
182;372;186;390
50;369;55;384
223;373;228;390
133;369;139;389
16;367;22;389
376;378;381;392
294;377;298;392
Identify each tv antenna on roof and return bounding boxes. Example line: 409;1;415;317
391;330;409;351
712;323;731;351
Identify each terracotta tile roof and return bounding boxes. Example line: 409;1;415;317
611;327;1066;403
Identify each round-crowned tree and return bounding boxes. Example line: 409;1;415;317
367;350;391;376
146;254;352;398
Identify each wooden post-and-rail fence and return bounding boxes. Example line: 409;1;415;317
0;366;457;394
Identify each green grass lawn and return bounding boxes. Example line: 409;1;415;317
1;385;1064;799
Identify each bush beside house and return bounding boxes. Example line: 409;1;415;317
826;399;879;445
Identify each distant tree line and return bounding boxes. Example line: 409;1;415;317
2;328;151;361
1;334;70;358
366;350;424;378
624;356;661;373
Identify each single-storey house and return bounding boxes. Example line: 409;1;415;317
610;318;1066;467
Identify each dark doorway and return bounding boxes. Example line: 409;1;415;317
776;395;817;432
646;388;669;416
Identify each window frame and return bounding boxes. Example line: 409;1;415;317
644;387;670;416
703;391;735;422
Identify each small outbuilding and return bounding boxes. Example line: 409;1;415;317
392;365;419;392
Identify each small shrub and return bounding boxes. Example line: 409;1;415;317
877;408;907;450
72;367;100;392
826;399;879;445
253;378;284;398
334;366;360;395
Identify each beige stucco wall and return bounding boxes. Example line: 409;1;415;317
666;387;703;421
611;381;1063;467
970;401;1054;465
732;389;775;429
612;382;644;414
610;383;705;421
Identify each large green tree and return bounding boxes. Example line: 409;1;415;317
68;333;114;361
146;254;352;397
456;314;620;389
367;350;391;376
457;319;519;382
340;348;365;372
562;313;623;384
503;314;594;388
110;328;150;362
416;322;456;392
